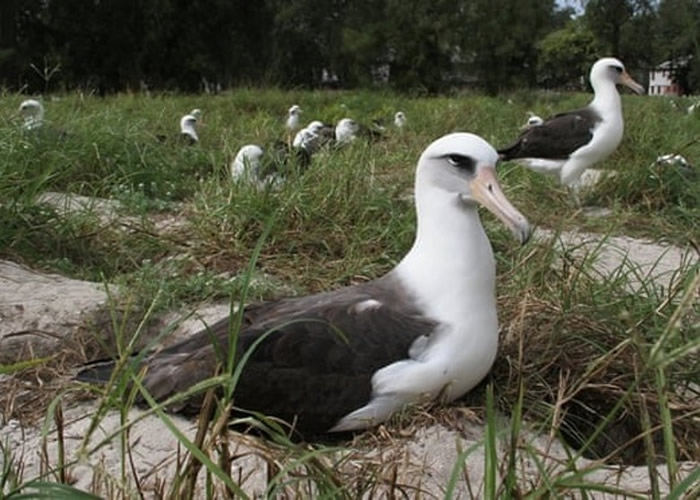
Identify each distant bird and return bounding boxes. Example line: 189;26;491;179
687;101;699;114
521;111;544;130
232;144;268;186
284;105;303;147
394;111;407;128
286;105;303;132
232;141;311;188
654;153;693;177
335;118;360;145
180;113;199;145
19;99;45;131
293;120;334;154
655;153;689;167
498;57;644;186
78;132;531;438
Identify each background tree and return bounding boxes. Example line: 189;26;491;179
3;0;698;94
461;0;556;94
537;20;602;88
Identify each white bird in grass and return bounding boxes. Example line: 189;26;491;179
498;57;644;186
19;99;45;131
293;120;334;154
232;141;312;188
394;111;407;128
232;144;268;186
335;118;360;144
78;132;531;437
286;105;303;132
521;111;544;130
180;114;199;144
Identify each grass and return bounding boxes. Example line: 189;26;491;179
0;87;698;498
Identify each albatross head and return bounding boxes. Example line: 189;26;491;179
288;104;302;117
590;57;644;95
417;133;531;244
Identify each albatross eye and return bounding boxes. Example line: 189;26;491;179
611;65;623;73
446;154;476;173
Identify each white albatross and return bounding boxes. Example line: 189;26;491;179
232;144;266;184
521;111;544;130
335;118;360;144
286;104;303;132
19;99;45;131
394;111;407;128
498;57;644;186
180;113;199;144
78;132;531;437
232;141;312;188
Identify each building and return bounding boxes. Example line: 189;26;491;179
648;58;689;96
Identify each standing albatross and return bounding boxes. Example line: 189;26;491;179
79;132;531;437
498;57;644;186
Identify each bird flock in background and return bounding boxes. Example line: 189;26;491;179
14;57;697;437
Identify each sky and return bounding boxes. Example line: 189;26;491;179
556;0;584;15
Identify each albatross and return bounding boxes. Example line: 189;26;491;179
286;104;303;132
19;99;45;131
498;57;644;186
394;111;407;128
180;113;199;144
78;132;531;437
232;141;311;188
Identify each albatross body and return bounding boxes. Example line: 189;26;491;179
498;57;644;186
79;133;531;437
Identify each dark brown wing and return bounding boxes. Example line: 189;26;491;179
498;108;600;160
127;285;435;436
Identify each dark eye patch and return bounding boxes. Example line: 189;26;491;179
611;65;623;73
445;154;476;173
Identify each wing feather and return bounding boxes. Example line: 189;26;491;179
139;285;435;436
498;109;600;160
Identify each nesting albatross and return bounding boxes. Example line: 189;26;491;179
498;57;644;186
79;132;531;437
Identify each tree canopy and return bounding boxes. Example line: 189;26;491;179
0;0;697;93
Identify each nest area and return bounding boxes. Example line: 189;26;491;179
488;290;700;466
2;275;698;469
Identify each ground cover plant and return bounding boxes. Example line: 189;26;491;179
0;88;698;498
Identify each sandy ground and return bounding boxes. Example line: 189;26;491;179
534;227;698;294
1;190;698;498
2;404;697;498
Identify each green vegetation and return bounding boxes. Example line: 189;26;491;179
2;1;699;93
0;89;698;498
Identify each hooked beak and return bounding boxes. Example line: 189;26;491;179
466;166;532;244
620;70;645;95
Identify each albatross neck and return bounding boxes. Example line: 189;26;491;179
590;77;621;117
394;184;496;324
